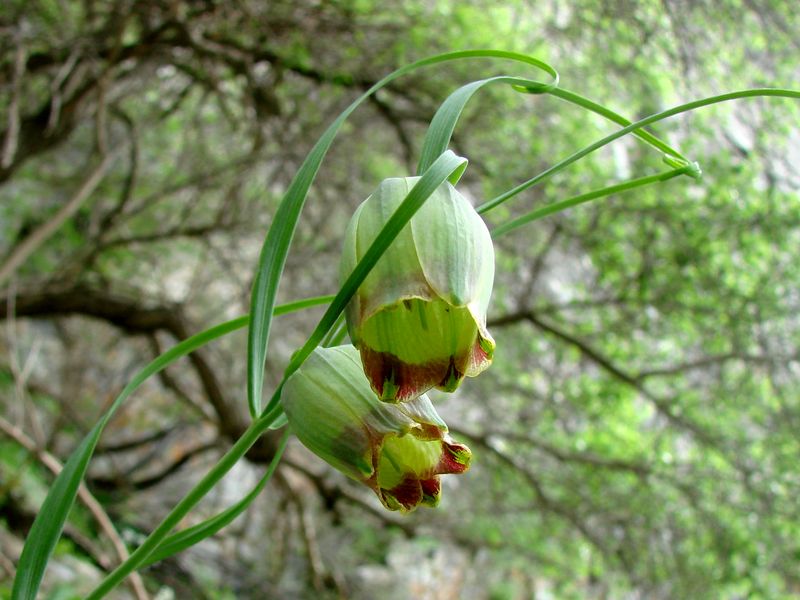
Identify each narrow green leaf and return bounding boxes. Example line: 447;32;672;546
87;405;283;600
11;426;98;600
11;317;245;600
11;295;329;600
417;73;691;182
140;430;289;567
478;88;800;213
274;294;335;316
547;87;689;161
417;57;558;174
491;166;692;237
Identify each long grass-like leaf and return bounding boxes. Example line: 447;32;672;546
87;405;283;599
417;58;558;174
417;75;692;181
547;87;688;161
491;166;693;237
140;429;290;567
11;296;330;600
478;88;800;213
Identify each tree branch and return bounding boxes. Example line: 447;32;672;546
1;37;26;169
453;425;651;476
0;282;283;461
0;415;150;600
458;428;630;571
89;439;218;495
0;283;245;434
489;309;722;443
0;150;121;287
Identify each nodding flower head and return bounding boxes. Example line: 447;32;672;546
281;345;471;512
341;177;495;403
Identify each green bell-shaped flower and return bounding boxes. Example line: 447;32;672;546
281;345;471;512
341;176;495;402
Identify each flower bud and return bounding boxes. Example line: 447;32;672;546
281;345;471;512
341;176;495;402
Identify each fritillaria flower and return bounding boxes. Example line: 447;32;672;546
281;345;471;512
341;176;495;402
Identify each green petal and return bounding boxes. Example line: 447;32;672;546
282;346;411;479
341;200;366;342
349;178;432;322
282;367;373;479
360;298;478;365
377;434;443;490
397;395;448;436
358;298;492;400
374;433;472;512
411;180;494;313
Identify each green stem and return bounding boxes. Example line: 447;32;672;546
478;88;800;214
86;405;282;599
321;312;346;347
330;321;350;346
491;166;692;237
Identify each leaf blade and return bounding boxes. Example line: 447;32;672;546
11;295;329;600
141;430;289;567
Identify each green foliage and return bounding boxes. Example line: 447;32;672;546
2;1;799;598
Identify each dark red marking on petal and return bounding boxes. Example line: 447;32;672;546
359;345;447;402
472;339;489;364
358;344;482;401
413;422;446;441
384;476;423;511
466;334;493;376
438;356;463;392
438;440;471;474
420;477;441;505
368;436;470;512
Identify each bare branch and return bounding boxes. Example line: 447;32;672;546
453;425;652;476
147;335;217;422
0;149;122;288
489;309;722;443
0;282;283;462
89;439;218;494
458;428;630;570
636;352;791;380
281;458;416;536
367;94;415;169
0;415;150;600
1;38;26;169
0;283;245;432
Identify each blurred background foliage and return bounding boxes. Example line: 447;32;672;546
1;0;799;598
